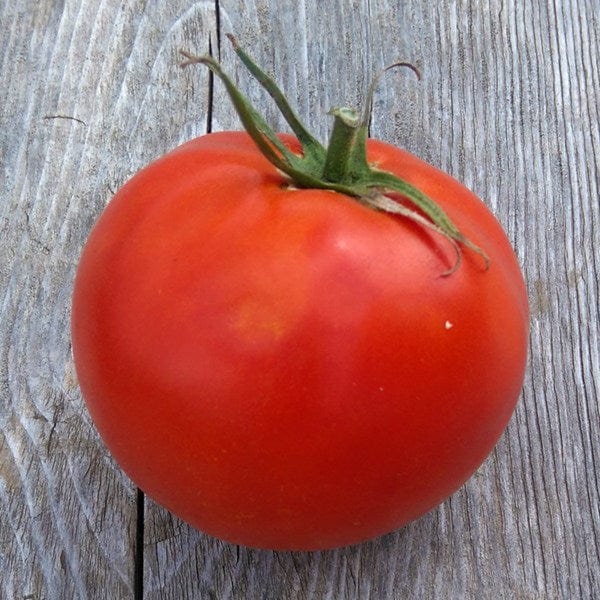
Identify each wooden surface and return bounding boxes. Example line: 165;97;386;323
1;1;599;598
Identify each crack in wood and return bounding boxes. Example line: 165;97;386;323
134;488;145;600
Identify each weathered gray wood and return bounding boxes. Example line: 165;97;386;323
2;0;599;599
0;1;215;598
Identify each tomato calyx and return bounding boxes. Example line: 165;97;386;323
180;36;489;274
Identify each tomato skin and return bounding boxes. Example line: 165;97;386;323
71;131;528;550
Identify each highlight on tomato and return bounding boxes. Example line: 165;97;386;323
71;37;529;550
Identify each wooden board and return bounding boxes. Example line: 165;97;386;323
1;1;598;598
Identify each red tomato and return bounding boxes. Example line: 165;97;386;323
71;131;528;550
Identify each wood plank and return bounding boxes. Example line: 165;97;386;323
0;1;216;598
144;1;600;598
1;0;599;598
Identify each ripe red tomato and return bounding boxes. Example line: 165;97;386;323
71;130;528;550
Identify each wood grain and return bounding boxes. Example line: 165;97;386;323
1;1;599;599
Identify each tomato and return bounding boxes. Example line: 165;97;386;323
72;130;528;550
72;45;528;550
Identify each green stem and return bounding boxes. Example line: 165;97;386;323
322;108;368;184
179;40;489;274
226;34;325;167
